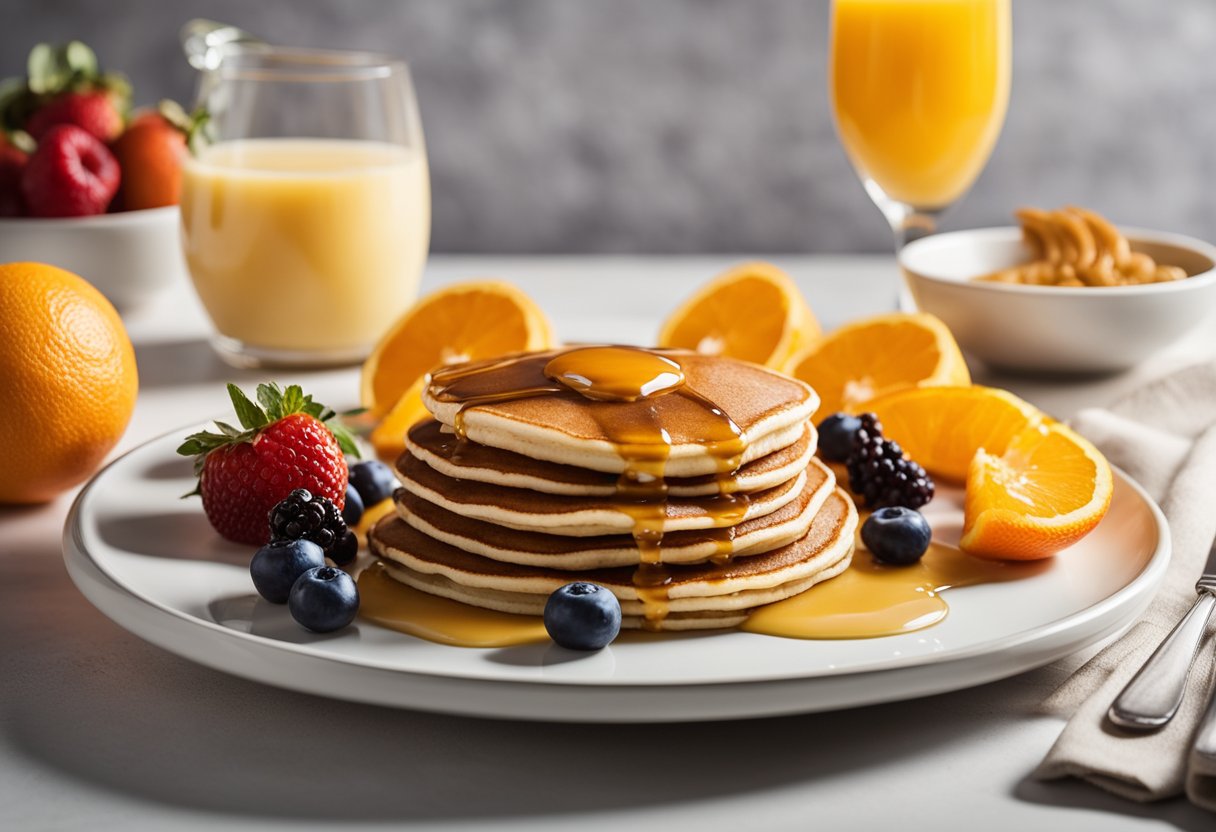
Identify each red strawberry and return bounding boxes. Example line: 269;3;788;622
110;110;186;210
0;140;28;217
177;383;360;545
21;124;120;217
26;90;123;143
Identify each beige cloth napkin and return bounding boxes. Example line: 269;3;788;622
1034;361;1216;810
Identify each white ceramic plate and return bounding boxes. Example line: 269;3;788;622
63;427;1169;723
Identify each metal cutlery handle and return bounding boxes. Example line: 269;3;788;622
1108;592;1216;730
1194;650;1216;759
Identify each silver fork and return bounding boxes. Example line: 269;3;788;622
1108;538;1216;730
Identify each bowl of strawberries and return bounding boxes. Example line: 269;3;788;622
0;41;197;311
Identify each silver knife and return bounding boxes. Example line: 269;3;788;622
1108;537;1216;730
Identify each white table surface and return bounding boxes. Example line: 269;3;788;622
3;255;1215;832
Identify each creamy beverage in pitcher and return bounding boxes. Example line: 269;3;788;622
180;138;430;357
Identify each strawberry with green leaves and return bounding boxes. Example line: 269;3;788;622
0;41;131;142
178;383;360;545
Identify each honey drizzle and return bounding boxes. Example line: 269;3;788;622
741;540;1049;639
424;346;750;628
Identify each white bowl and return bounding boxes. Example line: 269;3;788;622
900;227;1216;373
0;206;188;312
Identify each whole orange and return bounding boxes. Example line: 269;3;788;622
0;262;138;503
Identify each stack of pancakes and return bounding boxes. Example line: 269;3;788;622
368;347;858;631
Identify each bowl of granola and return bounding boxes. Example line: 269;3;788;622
900;209;1216;373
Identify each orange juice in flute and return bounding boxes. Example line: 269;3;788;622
831;0;1010;250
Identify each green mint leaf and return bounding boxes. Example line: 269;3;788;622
302;402;325;419
257;383;284;421
227;383;267;431
341;406;368;418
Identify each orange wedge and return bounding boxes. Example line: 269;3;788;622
788;313;969;419
863;385;1044;482
658;261;820;369
961;421;1113;561
369;376;430;461
361;281;556;420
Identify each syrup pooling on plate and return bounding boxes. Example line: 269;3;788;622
426;346;750;628
358;562;549;647
743;540;1049;639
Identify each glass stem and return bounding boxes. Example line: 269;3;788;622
886;205;941;252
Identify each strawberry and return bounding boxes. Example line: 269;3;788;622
177;383;360;546
26;90;123;143
0;41;131;145
21;124;119;217
110;103;197;211
0;138;28;217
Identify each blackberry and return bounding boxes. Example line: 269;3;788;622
268;488;348;553
845;413;935;510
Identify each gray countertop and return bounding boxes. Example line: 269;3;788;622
2;255;1213;831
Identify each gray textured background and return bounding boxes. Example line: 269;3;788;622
5;0;1215;253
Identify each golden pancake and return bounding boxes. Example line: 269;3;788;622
422;348;817;478
394;456;835;568
396;450;808;536
404;419;818;498
368;488;858;630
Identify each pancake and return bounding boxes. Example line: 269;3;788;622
369;488;858;630
422;348;818;478
404;419;818;498
393;456;836;568
396;450;808;536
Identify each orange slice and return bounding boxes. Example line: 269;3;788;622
658;261;820;369
369;376;430;461
863;386;1044;482
788;313;969;419
961;421;1113;561
361;281;556;420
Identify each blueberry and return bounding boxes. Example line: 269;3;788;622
543;582;622;650
342;483;365;526
861;506;932;566
288;566;359;633
817;413;863;462
328;529;359;567
250;539;326;604
349;460;396;507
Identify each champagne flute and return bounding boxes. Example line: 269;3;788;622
830;0;1011;304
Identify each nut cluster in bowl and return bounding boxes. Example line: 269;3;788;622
976;207;1187;287
900;208;1216;373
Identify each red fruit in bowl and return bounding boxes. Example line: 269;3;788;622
0;141;28;217
111;112;186;210
177;383;360;545
21;124;120;217
26;90;123;143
